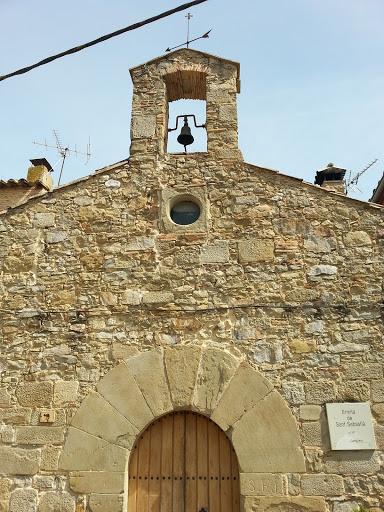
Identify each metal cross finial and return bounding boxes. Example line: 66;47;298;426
186;12;193;48
165;13;211;52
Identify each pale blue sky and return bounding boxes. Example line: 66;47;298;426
1;0;383;200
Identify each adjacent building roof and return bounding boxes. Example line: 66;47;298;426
370;171;384;204
0;178;35;188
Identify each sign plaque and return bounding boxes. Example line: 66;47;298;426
326;402;376;450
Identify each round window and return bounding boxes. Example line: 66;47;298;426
170;200;200;225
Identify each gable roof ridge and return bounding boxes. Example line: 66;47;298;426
0;158;129;217
129;48;240;78
244;161;384;209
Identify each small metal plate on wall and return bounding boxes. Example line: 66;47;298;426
39;410;55;423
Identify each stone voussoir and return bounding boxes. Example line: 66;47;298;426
96;362;154;432
59;427;129;472
164;345;202;408
193;346;242;416
231;391;305;473
125;349;173;418
70;391;138;449
211;361;273;431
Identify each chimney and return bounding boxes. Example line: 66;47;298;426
27;158;54;191
0;159;53;212
314;163;346;194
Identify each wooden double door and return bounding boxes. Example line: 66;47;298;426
128;411;240;512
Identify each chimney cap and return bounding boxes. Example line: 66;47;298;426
29;158;54;173
315;163;346;186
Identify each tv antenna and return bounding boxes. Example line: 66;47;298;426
32;130;91;186
166;12;211;52
345;158;378;195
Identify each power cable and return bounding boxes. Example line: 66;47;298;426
0;301;382;317
0;0;208;82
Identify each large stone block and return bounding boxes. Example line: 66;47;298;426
344;231;372;247
281;381;305;405
0;388;11;405
125;350;172;418
324;450;380;474
69;472;125;494
201;241;229;264
375;424;384;449
339;380;370;401
332;502;359;512
371;379;384;402
238;239;274;264
54;381;79;406
301;474;344;496
243;496;327;512
46;231;67;244
0;447;40;475
131;115;156;138
16;382;53;407
372;404;384;422
97;363;153;431
218;104;238;123
41;446;61;471
231;391;305;473
343;363;383;380
299;405;322;421
302;422;330;447
16;426;65;445
10;488;37;512
34;213;55;228
59;427;129;472
70;392;138;449
142;291;174;304
164;346;202;408
305;382;335;404
211;361;273;430
37;491;75;512
33;475;54;489
89;494;124;512
240;473;284;496
193;347;241;416
0;407;32;425
0;478;11;510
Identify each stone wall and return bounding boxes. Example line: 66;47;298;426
0;49;383;511
0;155;383;511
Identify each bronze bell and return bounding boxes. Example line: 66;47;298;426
177;116;194;152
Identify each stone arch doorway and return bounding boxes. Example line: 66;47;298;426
128;410;240;512
60;346;309;510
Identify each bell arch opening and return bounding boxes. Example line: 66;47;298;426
128;410;240;512
163;70;207;154
167;99;207;153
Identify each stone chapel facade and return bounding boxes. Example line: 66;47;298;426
0;49;383;512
